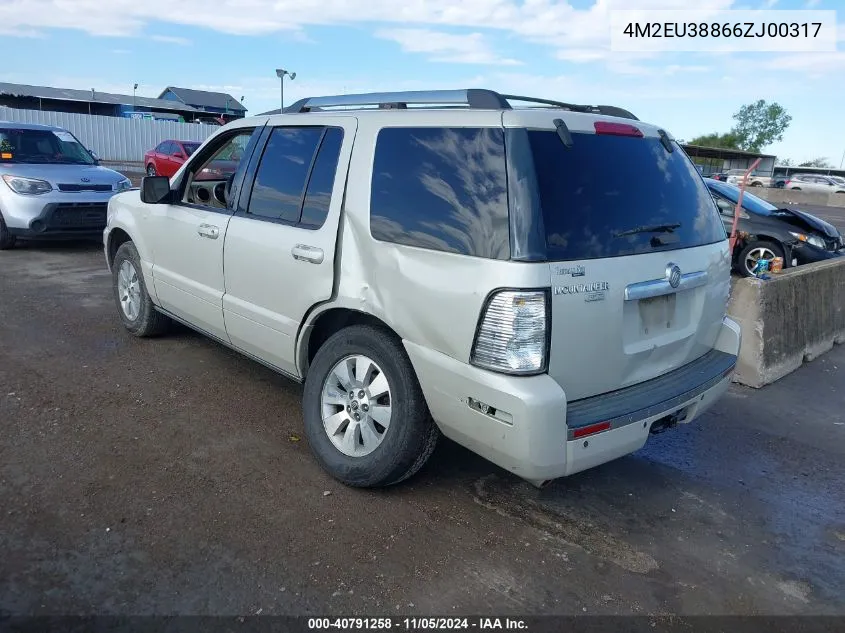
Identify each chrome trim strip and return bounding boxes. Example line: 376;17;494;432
624;271;708;301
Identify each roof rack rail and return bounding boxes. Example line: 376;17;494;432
280;88;638;120
500;94;639;120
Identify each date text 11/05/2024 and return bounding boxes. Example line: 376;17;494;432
307;617;528;630
621;21;823;39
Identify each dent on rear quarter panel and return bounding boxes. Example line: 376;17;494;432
316;112;550;367
334;182;551;365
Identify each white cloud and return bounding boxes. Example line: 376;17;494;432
0;0;736;52
376;29;520;65
805;0;821;7
763;52;845;74
150;35;191;45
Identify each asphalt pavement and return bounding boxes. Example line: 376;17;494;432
1;242;844;617
791;204;845;234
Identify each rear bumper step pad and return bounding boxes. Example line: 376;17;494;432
566;349;736;440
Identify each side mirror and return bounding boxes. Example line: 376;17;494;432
89;150;100;164
140;176;172;204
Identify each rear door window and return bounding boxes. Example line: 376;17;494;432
527;131;725;260
247;127;324;223
370;127;509;259
299;127;344;229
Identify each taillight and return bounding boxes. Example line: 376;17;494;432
470;290;549;375
594;121;643;137
784;180;791;186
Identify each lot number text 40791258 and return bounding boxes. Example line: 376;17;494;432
307;617;528;630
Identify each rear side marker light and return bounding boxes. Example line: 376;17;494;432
594;121;643;138
572;421;611;439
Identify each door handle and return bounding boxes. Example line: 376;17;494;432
197;224;219;239
291;244;324;264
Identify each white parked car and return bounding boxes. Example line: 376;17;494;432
725;169;771;188
102;89;740;488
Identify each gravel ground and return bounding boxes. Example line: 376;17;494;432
1;243;844;618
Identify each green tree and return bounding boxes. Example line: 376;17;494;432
688;131;741;149
798;157;833;168
731;100;792;152
778;158;794;167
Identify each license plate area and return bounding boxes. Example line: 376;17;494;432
637;293;677;335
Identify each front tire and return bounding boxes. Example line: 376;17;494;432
146;164;156;176
302;325;439;487
112;241;170;336
737;240;785;278
0;214;16;250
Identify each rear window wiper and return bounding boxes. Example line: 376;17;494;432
614;223;681;238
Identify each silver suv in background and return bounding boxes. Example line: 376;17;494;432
103;89;740;489
0;122;131;249
785;173;845;194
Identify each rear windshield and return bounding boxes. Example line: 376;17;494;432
527;131;725;260
183;143;200;156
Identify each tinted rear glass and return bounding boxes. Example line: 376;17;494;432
183;143;200;156
528;131;725;260
370;127;509;259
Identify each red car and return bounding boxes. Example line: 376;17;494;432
143;139;201;178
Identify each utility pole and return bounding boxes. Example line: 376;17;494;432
133;83;138;110
275;68;296;112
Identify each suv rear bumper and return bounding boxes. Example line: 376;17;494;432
404;316;741;484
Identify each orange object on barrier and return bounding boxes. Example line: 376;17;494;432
771;257;784;273
729;158;762;253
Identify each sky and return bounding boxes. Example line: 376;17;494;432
1;0;843;165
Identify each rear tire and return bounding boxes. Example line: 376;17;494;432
112;241;170;337
0;214;16;250
737;240;784;278
302;324;439;487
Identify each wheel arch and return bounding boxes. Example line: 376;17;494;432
106;227;133;268
297;306;403;378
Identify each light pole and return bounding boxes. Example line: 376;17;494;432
275;68;296;112
133;83;138;110
840;148;845;169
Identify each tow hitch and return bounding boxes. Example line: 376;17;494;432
649;409;687;434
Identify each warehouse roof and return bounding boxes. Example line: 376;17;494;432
0;81;201;113
159;86;247;112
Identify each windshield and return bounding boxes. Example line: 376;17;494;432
527;131;725;260
0;128;95;165
183;143;201;157
706;179;779;216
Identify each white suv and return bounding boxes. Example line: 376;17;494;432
103;89;740;488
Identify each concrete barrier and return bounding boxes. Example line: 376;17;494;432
752;187;845;208
727;258;845;387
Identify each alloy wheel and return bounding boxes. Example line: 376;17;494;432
320;354;392;457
